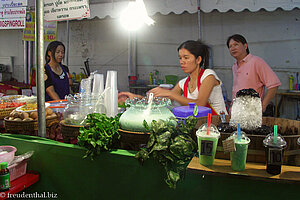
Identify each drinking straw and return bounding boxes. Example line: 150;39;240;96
273;125;278;144
206;113;211;135
237;123;241;141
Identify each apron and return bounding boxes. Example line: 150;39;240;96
45;63;70;101
183;69;218;115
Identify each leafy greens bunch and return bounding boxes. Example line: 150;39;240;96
135;115;198;189
77;113;121;160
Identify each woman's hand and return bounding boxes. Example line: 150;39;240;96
118;91;142;103
149;87;172;98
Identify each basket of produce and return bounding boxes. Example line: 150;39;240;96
0;102;25;120
118;129;150;151
60;120;83;143
4;107;58;134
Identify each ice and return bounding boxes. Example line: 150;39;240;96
230;93;262;131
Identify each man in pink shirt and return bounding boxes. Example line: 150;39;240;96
226;34;281;112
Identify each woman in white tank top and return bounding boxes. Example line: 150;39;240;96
149;40;227;115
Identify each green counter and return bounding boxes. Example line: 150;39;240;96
0;134;298;200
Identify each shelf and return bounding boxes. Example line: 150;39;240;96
187;157;300;184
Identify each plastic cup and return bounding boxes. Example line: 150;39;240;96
263;133;287;175
230;132;250;171
196;124;220;166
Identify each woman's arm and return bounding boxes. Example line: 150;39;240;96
150;75;218;106
69;78;73;86
46;86;60;100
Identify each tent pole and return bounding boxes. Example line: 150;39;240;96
35;0;46;138
24;41;28;83
28;41;33;84
128;32;137;77
197;0;201;40
66;20;69;66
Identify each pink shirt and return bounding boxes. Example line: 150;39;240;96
232;54;281;100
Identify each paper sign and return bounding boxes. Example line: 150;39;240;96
268;148;282;165
44;21;57;42
0;0;27;8
200;140;213;156
23;12;57;42
0;18;25;29
0;7;26;19
222;138;236;153
44;0;90;22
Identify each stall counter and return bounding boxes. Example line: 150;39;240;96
0;134;298;200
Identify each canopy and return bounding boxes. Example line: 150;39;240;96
26;0;300;19
89;0;300;19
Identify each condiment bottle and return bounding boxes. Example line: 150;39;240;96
289;75;294;90
0;162;10;191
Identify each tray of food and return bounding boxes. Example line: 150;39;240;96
15;102;50;113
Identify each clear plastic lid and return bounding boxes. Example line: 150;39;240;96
229;131;250;144
125;95;171;108
263;133;287;148
196;123;220;138
173;102;211;118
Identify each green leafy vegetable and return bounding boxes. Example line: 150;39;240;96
77;113;121;160
135;116;197;189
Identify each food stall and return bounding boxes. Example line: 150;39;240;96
0;88;299;199
0;1;299;199
0;134;298;199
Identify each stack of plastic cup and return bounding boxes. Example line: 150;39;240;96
92;73;104;96
196;114;220;166
229;124;250;171
104;70;118;117
263;125;287;175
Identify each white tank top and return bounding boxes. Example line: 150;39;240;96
178;69;228;115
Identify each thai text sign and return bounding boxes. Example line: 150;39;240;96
44;0;90;21
0;18;24;29
0;0;27;29
0;0;27;8
0;7;26;18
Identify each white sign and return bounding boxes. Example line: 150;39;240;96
0;7;26;18
0;18;25;29
0;0;28;8
44;0;90;22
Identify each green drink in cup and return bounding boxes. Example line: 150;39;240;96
230;124;250;171
196;123;220;166
230;137;250;171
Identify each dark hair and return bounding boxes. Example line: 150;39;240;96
226;34;250;54
45;41;65;63
177;40;209;69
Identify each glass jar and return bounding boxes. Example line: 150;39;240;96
119;96;175;132
63;94;105;125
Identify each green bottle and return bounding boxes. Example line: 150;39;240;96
149;72;153;85
0;162;10;191
289;75;294;91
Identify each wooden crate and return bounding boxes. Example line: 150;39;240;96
195;116;300;165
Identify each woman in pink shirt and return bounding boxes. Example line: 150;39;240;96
226;34;281;112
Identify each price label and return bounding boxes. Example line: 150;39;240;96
200;140;213;156
268;148;282;165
